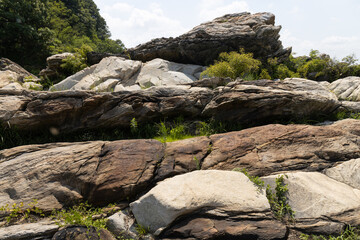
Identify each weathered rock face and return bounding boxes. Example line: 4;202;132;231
324;158;360;189
50;57;205;91
1;78;339;133
0;58;39;82
39;53;74;80
135;58;205;88
202;119;360;176
328;76;360;101
0;220;59;240
263;172;360;234
0;140;164;210
52;226;116;240
128;12;291;65
131;170;287;239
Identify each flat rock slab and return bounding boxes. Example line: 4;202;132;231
263;172;360;234
0;140;164;210
0;78;339;133
0;220;59;240
130;170;273;235
202;119;360;176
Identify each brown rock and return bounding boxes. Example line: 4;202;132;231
52;226;116;240
0;78;339;133
155;136;211;181
129;12;291;65
161;214;288;240
0;140;164;210
202;119;360;176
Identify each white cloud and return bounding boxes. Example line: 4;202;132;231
100;3;187;48
199;1;250;22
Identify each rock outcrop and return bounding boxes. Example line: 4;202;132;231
1;78;339;133
49;57;205;91
39;53;74;81
131;170;287;239
328;76;360;101
0;220;59;240
0;58;39;82
128;12;291;65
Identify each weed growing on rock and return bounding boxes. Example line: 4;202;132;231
51;202;109;235
193;156;201;170
300;225;359;240
135;224;149;237
266;175;295;221
0;199;44;224
233;168;264;190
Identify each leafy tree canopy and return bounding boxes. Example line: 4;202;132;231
0;0;125;73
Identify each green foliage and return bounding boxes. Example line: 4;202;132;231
0;0;125;74
266;175;295;221
60;44;93;75
0;199;44;224
52;202;108;233
300;225;360;240
135;224;149;237
154;118;193;143
201;49;261;79
233;168;265;190
193;156;201;170
130;118;138;135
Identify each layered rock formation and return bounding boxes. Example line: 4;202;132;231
0;78;340;133
39;53;74;80
128;12;291;65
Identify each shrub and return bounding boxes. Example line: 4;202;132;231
201;49;261;79
266;175;295;221
60;44;93;76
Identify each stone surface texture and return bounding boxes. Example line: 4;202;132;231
328;76;360;101
128;12;291;65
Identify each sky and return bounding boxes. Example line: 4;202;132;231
93;0;360;60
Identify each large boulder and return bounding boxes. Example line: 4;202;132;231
39;53;74;80
128;12;291;65
135;58;205;88
50;57;142;91
130;170;287;239
202;118;360;176
324;158;360;189
0;140;164;210
263;172;360;234
0;58;39;82
50;57;205;91
1;78;339;133
328;76;360;101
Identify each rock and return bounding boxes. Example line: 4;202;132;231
0;58;39;82
2;82;24;90
93;79;119;92
1;79;339;133
202;119;360;176
135;58;204;88
39;53;74;80
86;51;129;65
202;78;339;123
22;81;43;91
129;12;291;65
0;140;164;210
107;209;138;239
114;83;141;92
0;220;59;240
155;136;211;181
187;77;233;88
262;172;360;234
328;76;360;101
130;170;286;239
52;226;116;240
324;158;360;189
50;57;142;91
0;70;21;88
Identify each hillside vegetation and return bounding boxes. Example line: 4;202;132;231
0;0;124;73
201;49;360;82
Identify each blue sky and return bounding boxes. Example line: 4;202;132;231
93;0;360;60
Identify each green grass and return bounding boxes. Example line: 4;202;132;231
300;225;360;240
